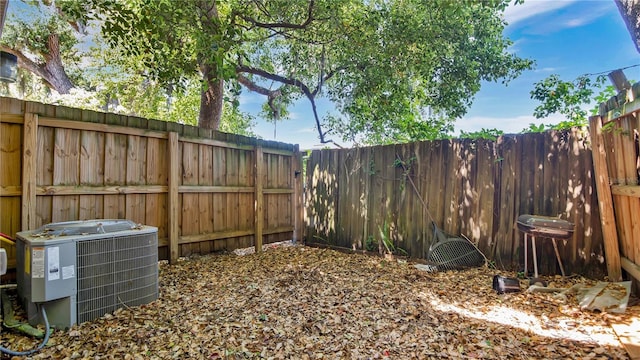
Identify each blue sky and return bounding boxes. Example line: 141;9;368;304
244;0;639;149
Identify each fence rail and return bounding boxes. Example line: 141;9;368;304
0;97;303;265
305;130;606;276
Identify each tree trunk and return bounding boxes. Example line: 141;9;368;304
196;0;224;130
2;32;76;94
198;63;224;130
614;0;640;54
42;33;74;94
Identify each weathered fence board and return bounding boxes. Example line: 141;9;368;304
0;97;301;266
589;82;640;285
306;130;606;275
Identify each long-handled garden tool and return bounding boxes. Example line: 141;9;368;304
396;154;486;271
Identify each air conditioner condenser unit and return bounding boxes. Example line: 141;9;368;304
16;219;158;329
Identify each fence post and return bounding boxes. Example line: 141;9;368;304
168;132;180;264
21;111;38;231
293;145;303;243
254;145;264;253
588;115;622;281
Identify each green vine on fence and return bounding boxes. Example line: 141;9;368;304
602;121;630;136
393;155;416;192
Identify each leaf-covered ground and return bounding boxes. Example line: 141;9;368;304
1;245;634;359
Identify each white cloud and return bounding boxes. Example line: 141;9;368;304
560;5;611;29
238;92;264;106
504;0;612;35
503;0;577;26
565;18;586;27
507;38;525;52
285;111;302;121
534;67;559;73
296;127;317;134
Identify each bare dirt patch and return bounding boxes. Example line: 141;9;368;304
1;245;633;359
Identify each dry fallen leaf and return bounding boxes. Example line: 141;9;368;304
0;245;633;359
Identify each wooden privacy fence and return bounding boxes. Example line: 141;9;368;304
0;97;303;266
305;130;606;276
589;82;640;285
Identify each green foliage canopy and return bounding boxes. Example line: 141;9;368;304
0;2;81;93
1;1;255;136
70;0;531;145
529;73;619;133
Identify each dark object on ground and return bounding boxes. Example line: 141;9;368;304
493;275;521;294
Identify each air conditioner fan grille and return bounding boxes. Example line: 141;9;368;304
77;232;158;324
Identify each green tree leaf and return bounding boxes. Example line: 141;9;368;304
530;74;608;130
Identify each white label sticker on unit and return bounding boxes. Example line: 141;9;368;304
31;248;45;278
47;247;60;281
62;265;75;280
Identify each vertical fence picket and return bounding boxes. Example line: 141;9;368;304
168;132;180;264
306;131;607;275
255;146;264;253
0;98;298;268
22;112;37;230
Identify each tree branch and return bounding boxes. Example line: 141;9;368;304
236;64;337;145
238;64;306;90
250;0;270;18
310;66;344;97
0;45;47;79
54;5;86;34
236;73;283;117
242;0;315;30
